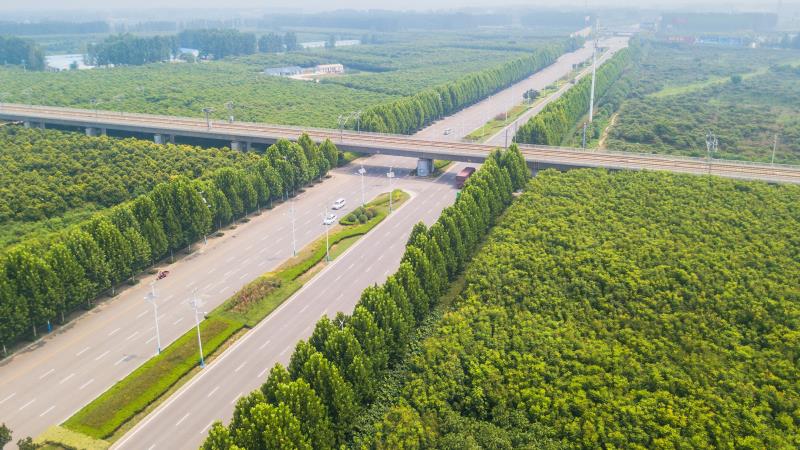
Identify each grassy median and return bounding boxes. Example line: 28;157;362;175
54;190;408;445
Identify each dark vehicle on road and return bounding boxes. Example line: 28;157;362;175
455;166;476;188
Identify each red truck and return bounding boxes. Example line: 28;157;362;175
455;166;476;189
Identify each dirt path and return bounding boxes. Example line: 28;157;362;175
598;112;618;149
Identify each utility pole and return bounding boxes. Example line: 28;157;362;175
202;107;214;129
705;131;718;176
189;291;205;368
771;134;779;165
582;122;588;149
225;101;234;123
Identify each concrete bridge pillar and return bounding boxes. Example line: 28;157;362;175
231;141;251;151
23;121;45;129
416;158;434;177
85;127;106;137
154;134;175;145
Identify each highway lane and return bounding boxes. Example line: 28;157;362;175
485;37;629;147
0;153;421;443
112;164;463;450
415;37;627;143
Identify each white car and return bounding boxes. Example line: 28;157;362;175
323;213;337;225
332;198;346;210
443;128;453;135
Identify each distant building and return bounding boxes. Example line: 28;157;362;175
179;48;200;58
300;39;360;49
315;63;344;74
264;66;303;76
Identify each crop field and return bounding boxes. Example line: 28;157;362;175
577;40;800;164
0;31;566;128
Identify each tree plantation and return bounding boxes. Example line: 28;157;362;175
200;145;531;449
353;169;800;448
0;128;341;353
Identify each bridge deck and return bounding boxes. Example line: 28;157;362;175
1;103;798;184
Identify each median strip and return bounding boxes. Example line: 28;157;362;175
45;190;408;448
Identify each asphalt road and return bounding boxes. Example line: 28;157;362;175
414;37;628;143
112;163;463;450
0;153;424;443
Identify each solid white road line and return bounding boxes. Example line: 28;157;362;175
59;373;75;385
75;347;90;357
38;368;55;379
39;405;55;417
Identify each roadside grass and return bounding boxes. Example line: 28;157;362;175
465;104;531;142
52;190;408;446
63;316;243;440
35;426;110;450
339;151;363;166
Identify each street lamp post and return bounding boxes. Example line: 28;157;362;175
90;98;98;117
188;291;205;368
705;131;718;176
323;207;331;262
145;282;162;355
358;165;366;206
287;190;297;256
202;107;214;129
386;167;395;213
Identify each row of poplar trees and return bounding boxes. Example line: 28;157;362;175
357;39;583;135
0;134;340;354
201;144;531;450
514;47;632;145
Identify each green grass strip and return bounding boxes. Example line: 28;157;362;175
63;316;243;439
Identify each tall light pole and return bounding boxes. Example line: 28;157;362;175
202;107;214;129
145;282;161;355
323;206;331;262
588;39;597;123
287;190;297;256
358;165;366;206
90;98;98;117
386;167;395;213
188;291;205;368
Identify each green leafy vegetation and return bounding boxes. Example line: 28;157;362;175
63;316;243;439
200;145;530;449
354;169;800;449
0;35;45;70
0;128;341;353
35;426;109;450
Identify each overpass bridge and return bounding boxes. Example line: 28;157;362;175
2;103;799;184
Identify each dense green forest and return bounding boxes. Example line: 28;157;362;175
0;128;341;352
0;35;45;70
199;145;531;449
603;42;800;163
178;29;258;59
0;33;572;128
0;127;278;247
349;169;800;449
86;34;177;66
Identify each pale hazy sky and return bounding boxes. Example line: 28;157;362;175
0;0;793;12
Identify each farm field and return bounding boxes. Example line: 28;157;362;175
352;169;800;448
0;31;570;128
569;40;800;164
